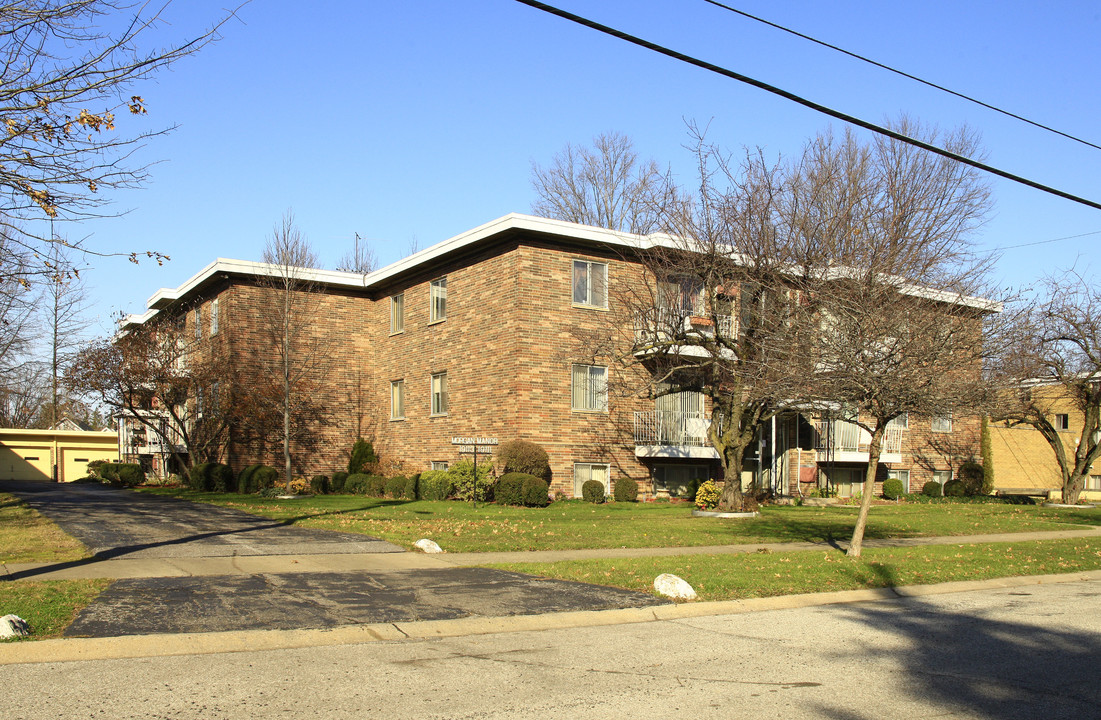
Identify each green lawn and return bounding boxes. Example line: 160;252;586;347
0;579;110;640
0;492;90;565
491;537;1101;601
140;489;1101;553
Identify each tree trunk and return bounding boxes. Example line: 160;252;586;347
847;423;886;557
717;442;746;511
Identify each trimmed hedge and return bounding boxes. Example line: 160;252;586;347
497;439;551;482
943;479;967;497
613;477;639;502
310;475;330;495
97;462;146;487
189;462;233;492
331;471;349;494
252;465;279;492
448;459;494;502
922;481;943;497
959;460;989;496
404;474;420;500
882;478;905;500
495;472;533;506
344;473;371;495
385;475;406;499
419;470;452;501
237;464;262;494
521;476;550;507
582;480;605;504
365;474;387;497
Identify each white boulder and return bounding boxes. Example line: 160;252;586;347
0;614;30;638
414;538;444;554
653;573;697;601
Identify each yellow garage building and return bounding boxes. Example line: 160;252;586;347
0;428;119;483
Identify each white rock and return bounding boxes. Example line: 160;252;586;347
0;614;30;638
653;573;697;601
414;538;444;554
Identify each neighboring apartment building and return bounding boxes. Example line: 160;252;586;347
119;214;986;498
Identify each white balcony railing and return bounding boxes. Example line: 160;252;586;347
813;420;903;454
634;410;711;447
635;308;738;345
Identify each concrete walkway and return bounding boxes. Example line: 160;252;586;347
6;525;1099;581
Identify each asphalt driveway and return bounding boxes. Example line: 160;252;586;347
1;481;664;637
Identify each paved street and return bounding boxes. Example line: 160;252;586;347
3;578;1099;719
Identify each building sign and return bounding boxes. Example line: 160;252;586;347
450;437;498;446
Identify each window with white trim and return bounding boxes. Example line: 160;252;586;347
888;413;908;429
932;469;952;485
1055;413;1070;431
391;293;404;334
571;364;607;412
931;413;953;433
390;380;404;420
572;260;607;308
1086;475;1101;491
210;298;219;335
431;461;449;472
194;306;202;339
429;278;447;323
431;372;448;416
573;462;610;496
887;469;910;493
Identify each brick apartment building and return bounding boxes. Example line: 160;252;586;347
119;213;986;498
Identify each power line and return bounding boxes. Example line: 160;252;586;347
513;0;1101;213
995;229;1101;251
702;0;1101;152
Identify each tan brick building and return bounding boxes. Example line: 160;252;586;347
120;214;985;498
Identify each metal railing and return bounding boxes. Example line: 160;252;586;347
634;308;738;344
813;420;904;454
634;410;711;447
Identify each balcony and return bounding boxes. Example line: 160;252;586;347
634;308;738;349
634;410;719;459
813;420;903;464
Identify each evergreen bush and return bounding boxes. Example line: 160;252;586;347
344;473;371;495
330;471;349;493
418;470;452;501
404;473;420;500
237;464;262;494
385;476;407;499
495;473;532;505
613;477;639;502
959;460;989;496
581;480;605;504
348;438;378;474
365;474;387;497
882;478;905;500
497;439;551;482
520;476;550;507
922;481;943;497
310;475;330;495
943;479;967;497
448;459;494;502
252;465;279;491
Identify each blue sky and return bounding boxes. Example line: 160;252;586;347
63;0;1101;333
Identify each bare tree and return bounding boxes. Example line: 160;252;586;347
992;269;1101;504
0;232;40;380
41;240;91;425
0;1;234;275
531;131;683;234
335;232;378;274
0;362;48;427
258;212;330;491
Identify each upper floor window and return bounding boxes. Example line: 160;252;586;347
888;414;908;429
431;372;448;416
391;293;405;334
391;380;405;420
430;278;447;323
571;364;608;412
572;260;607;308
1055;413;1070;431
931;413;953;433
194;306;202;339
210;298;219;335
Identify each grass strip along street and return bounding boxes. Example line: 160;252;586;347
143;488;1101;553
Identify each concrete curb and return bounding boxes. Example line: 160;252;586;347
4;568;1098;667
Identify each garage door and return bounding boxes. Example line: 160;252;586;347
0;446;53;481
60;447;117;483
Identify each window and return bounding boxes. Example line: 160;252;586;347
932;470;952;485
211;381;220;409
573;462;610;496
653;464;709;498
194;306;202;339
429;278;447;323
887;469;910;493
1087;476;1101;491
390;293;404;334
572;260;607;308
931;413;953;433
210;298;219;335
658;276;704;314
888;414;909;429
74;458;88;463
571;364;607;412
431;461;449;472
1055;413;1070;431
390;380;404;420
431;372;448;416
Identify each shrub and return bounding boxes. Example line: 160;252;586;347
310;475;330;495
882;478;905;500
695;480;721;510
365;474;387;497
959;460;989;496
613;477;639;502
419;470;452;501
943;479;967;497
188;463;232;492
86;459;109;478
922;481;943;497
448;459;494;502
741;495;760;513
495;473;533;505
497;439;551;482
237;464;262;494
252;465;279;492
581;480;605;504
344;473;371;495
187;463;208;491
520;476;550;507
348;437;378;475
385;475;407;499
331;471;349;494
403;473;419;500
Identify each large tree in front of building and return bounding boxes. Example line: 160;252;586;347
993;270;1101;504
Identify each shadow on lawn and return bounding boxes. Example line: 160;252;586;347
812;563;1101;719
